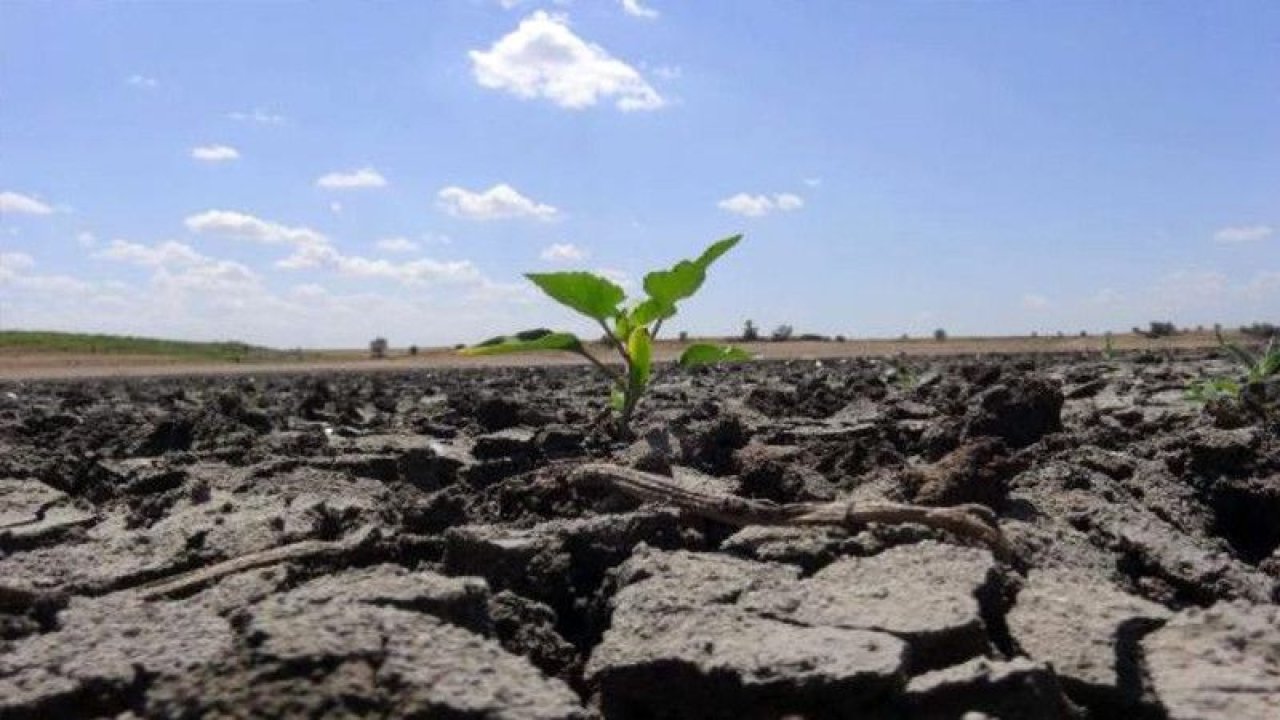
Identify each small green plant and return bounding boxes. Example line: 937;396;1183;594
1102;332;1115;360
1216;327;1280;388
1185;376;1241;404
460;235;751;436
1187;328;1280;405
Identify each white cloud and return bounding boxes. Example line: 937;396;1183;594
97;239;207;268
1021;293;1050;310
126;74;157;88
651;65;682;80
377;236;420;254
773;193;804;211
620;0;659;20
185;210;328;249
316;167;388;189
1;240;536;348
77;231;98;248
496;0;525;8
717;192;804;217
184;208;486;287
191;145;241;162
469;11;665;111
1213;224;1273;244
803;177;823;188
228;109;286;125
0;251;35;277
327;255;482;286
0;191;54;215
330;202;343;215
437;183;558;221
540;242;586;262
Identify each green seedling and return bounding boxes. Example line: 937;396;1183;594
1102;332;1115;360
1187;329;1280;405
1185;376;1241;404
1216;327;1280;385
461;235;752;436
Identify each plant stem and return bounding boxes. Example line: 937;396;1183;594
597;319;631;363
573;347;625;385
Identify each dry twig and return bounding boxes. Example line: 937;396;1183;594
126;527;376;600
570;463;1015;562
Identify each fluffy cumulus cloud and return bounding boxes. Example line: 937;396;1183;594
376;236;420;254
437;183;558;221
0;191;54;215
316;167;388;189
717;192;805;218
540;242;586;262
191;145;240;162
1;221;537;348
1213;224;1273;244
468;11;665;111
185;210;328;249
620;0;659;20
184;208;483;286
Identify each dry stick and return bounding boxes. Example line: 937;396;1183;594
570;463;1015;563
126;528;375;601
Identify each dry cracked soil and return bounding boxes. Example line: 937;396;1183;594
1;350;1278;719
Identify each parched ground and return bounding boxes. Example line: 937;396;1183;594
0;348;1277;718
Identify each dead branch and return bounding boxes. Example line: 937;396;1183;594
570;463;1015;562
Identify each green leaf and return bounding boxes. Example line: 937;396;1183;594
460;330;583;356
678;343;753;367
610;386;627;412
628;327;652;388
630;298;675;327
525;272;625;322
642;234;742;308
695;234;742;270
613;312;633;342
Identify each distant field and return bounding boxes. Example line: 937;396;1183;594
0;328;1246;381
0;331;305;363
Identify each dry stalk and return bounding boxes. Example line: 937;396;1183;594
126;527;377;600
570;463;1015;562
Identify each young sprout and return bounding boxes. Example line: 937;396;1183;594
460;235;752;436
1187;329;1280;406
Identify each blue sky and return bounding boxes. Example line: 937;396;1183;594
1;0;1277;347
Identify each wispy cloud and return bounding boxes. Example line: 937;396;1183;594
191;145;240;162
316;167;388;189
126;74;157;88
377;236;420;254
469;11;664;111
540;242;587;262
620;0;659;20
717;192;804;217
1213;224;1273;244
437;183;558;221
228;109;286;125
0;191;54;216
